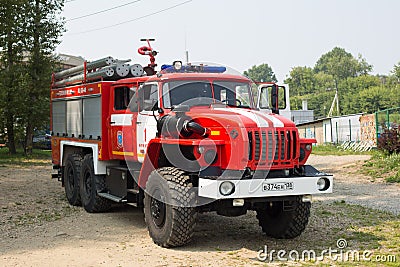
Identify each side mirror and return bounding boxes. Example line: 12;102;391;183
256;84;286;114
271;84;279;114
151;101;159;111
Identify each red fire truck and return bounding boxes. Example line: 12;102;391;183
51;40;332;247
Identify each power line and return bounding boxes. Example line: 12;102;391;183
67;0;141;21
67;0;193;35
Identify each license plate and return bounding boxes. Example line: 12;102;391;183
263;182;294;191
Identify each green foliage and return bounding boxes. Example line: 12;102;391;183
290;90;335;117
0;0;65;154
392;62;400;80
0;147;51;166
284;66;315;96
243;63;277;83
314;47;372;80
363;151;400;183
0;0;28;153
355;86;392;112
311;144;371;156
285;47;400;117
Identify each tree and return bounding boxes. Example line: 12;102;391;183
0;0;27;154
356;86;392;113
313;47;373;115
21;0;65;155
0;0;65;155
314;47;372;80
243;63;277;83
284;66;315;96
392;62;400;81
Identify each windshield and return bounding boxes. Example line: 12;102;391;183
162;80;252;108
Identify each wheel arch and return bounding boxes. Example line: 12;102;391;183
138;140;163;188
60;141;110;175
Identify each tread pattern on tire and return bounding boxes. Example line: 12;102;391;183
256;196;311;239
64;153;82;206
144;167;197;247
81;154;112;213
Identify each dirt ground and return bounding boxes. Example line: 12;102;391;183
0;155;399;266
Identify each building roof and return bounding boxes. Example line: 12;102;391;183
57;53;85;67
297;113;364;127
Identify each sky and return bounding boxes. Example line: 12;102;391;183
57;0;400;82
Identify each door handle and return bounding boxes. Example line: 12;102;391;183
136;122;142;125
110;121;116;125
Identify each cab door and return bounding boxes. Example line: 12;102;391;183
136;83;159;163
109;86;137;160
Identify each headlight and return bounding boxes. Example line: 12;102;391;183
219;181;235;196
197;146;205;154
317;177;330;191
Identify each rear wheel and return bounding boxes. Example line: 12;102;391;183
80;154;112;213
256;196;311;239
144;167;197;247
64;154;82;206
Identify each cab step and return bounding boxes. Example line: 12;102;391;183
98;192;127;203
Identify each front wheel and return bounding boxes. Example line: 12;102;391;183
144;167;197;247
256;196;311;239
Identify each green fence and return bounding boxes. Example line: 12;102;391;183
375;107;400;140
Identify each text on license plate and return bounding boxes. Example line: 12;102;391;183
263;182;294;191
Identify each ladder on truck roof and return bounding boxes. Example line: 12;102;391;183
52;39;159;88
51;57;146;88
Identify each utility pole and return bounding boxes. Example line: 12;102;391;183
327;79;340;118
335;79;340;116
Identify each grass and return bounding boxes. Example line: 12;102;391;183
309;201;400;266
0;148;51;166
311;144;400;183
311;144;372;156
362;151;400;183
249;201;400;266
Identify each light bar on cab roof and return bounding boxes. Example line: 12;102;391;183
161;63;226;73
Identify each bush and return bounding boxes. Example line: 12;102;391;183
377;128;400;154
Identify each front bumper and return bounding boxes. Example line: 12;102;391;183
198;171;333;199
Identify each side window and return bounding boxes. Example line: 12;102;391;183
139;84;159;111
114;87;131;110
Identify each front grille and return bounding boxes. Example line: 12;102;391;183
248;129;297;164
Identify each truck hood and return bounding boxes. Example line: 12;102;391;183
185;106;296;129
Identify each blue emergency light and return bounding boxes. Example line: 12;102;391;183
161;61;226;73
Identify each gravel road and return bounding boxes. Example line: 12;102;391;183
307;155;400;215
0;155;399;266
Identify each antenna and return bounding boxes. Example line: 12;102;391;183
184;30;189;64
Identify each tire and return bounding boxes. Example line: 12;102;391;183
144;167;197;247
256;196;311;239
64;154;82;206
80;154;112;213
